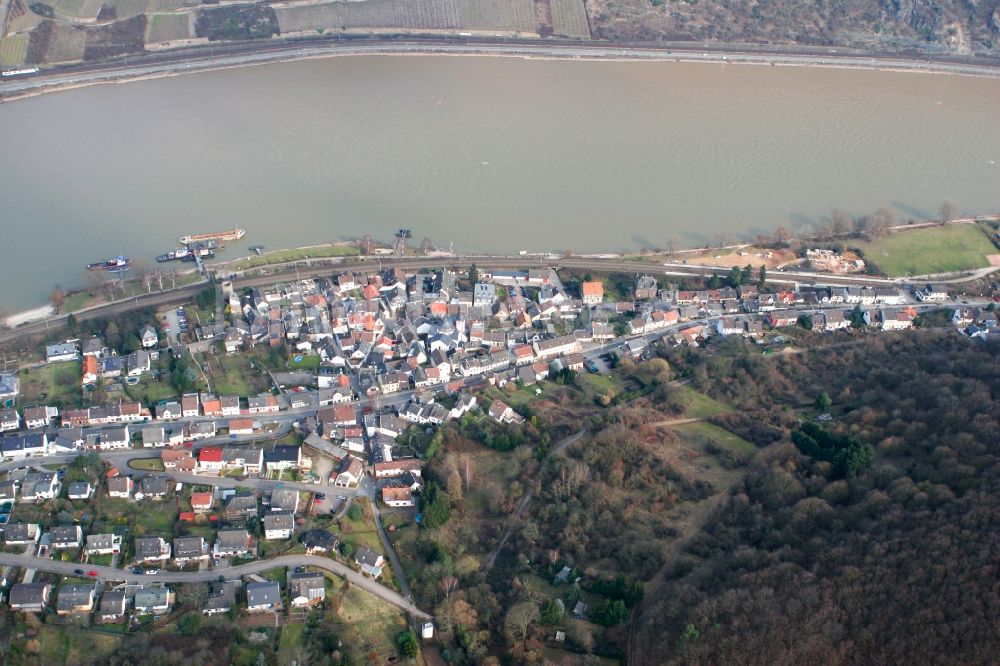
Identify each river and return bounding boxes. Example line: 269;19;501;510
1;56;999;311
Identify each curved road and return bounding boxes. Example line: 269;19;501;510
0;551;430;619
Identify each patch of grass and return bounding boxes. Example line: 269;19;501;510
145;12;192;42
335;583;409;659
199;350;271;396
0;34;29;66
278;622;306;657
675;386;732;419
228;244;359;271
259;566;287;586
61;290;95;314
134;501;178;537
129;458;165;472
287;354;320;371
27;625;122;664
18;362;83;409
675;420;755;454
854;224;998;277
89;553;114;566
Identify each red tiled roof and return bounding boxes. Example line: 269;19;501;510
199;447;223;463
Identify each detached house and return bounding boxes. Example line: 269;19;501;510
288;571;326;607
56;584;96;616
140;325;159;348
49;525;83;549
355;545;385;577
0;408;19;432
214;529;254;558
99;589;128;622
134;585;171;615
107;476;133;499
203;581;237;616
198;447;224;474
263;513;294;540
8;583;51;612
381;486;416;507
246;581;282;612
134;536;171;563
4;523;41;545
173;536;209;564
264;445;302;473
86;533;120;556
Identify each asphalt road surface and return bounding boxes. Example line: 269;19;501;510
0;551;430;618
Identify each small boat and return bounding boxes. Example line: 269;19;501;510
179;228;246;245
249;245;265;256
156;248;191;262
87;256;132;272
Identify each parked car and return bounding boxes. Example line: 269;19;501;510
145;569;159;575
74;568;84;575
133;567;143;574
87;570;99;577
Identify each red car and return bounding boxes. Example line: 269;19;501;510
87;570;99;577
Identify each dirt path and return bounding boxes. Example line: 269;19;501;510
480;429;587;573
627;463;744;666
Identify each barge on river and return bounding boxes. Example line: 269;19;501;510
179;228;246;245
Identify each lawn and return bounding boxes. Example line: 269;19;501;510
278;622;306;659
0;34;28;66
287;354;321;371
259;566;287;586
24;626;122;664
18;362;83;409
675;421;755;455
124;374;178;405
334;584;409;660
228;244;359;271
61;290;95;313
675;385;732;419
200;350;271;396
134;501;178;537
130;458;165;472
146;13;193;42
854;224;998;277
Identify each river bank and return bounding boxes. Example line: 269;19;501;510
4;38;1000;103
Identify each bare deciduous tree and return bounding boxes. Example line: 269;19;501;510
939;201;958;222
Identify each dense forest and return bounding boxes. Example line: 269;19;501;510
636;332;1000;665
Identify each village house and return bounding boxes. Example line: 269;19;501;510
248;394;280;414
139;476;169;499
23;405;58;429
581;281;604;305
334;457;364;487
8;583;51;612
161;449;194;472
214;529;254;558
134;585;171;615
99;589;128;622
289;570;326;607
355;545;385;577
140;325;159;348
221;395;241;416
881;309;915;331
67;481;94;500
173;536;209;564
373;459;423;480
156;401;182;420
107;476;133;499
382;486;416;507
56;584;96;616
0;433;49;460
246;581;282;612
49;525;83;549
228;418;256;436
263;513;294;540
225;495;258;522
269;488;299;514
264;445;303;473
46;341;79;364
180;393;200;418
19;471;60;502
134;537;171;563
190;491;214;512
203;581;237;616
86;533;120;556
197;446;225;474
0;408;19;432
3;523;41;545
222;447;263;475
300;529;338;555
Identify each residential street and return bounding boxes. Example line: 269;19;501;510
0;552;431;619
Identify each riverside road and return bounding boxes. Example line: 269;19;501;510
3;36;1000;101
